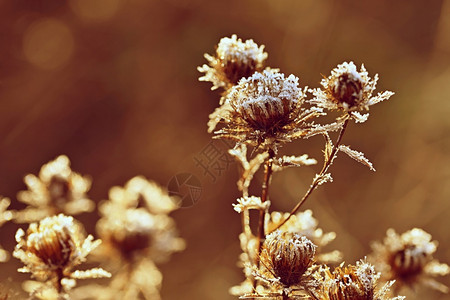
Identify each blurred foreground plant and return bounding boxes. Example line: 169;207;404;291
13;214;110;299
0;156;185;300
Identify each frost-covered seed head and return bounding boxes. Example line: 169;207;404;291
331;70;364;108
261;230;316;287
104;209;154;258
229;70;303;134
309;61;394;122
22;214;81;268
370;228;450;293
327;262;375;300
198;34;267;90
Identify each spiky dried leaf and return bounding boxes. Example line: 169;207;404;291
338;145;375;171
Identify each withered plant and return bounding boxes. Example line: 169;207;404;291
198;35;449;299
0;156;185;300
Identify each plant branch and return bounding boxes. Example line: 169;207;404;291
271;118;350;232
251;148;275;294
257;148;275;248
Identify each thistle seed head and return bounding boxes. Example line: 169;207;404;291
260;230;316;287
370;228;450;293
198;34;268;91
230;70;302;133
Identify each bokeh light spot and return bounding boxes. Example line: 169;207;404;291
69;0;122;22
23;18;74;70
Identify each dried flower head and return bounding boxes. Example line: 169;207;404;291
310;62;394;123
97;176;185;263
198;34;268;92
267;210;342;263
15;155;94;223
370;228;450;293
13;214;110;296
311;260;404;300
215;70;323;151
244;230;317;298
93;176;185;300
261;230;316;287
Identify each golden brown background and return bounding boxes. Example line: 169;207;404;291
0;0;449;299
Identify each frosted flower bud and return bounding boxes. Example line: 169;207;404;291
198;34;268;90
370;228;450;293
260;230;316;287
13;214;109;294
230;70;302;133
214;69;320;152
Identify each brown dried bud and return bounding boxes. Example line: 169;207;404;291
23;215;81;268
389;245;430;279
330;72;363;108
198;35;268;90
260;230;316;287
13;214;109;295
107;209;154;258
48;175;71;207
230;70;303;134
327;263;374;300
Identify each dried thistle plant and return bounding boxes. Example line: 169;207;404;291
14;155;94;223
310;259;404;300
199;34;272;134
214;69;326;153
195;34;450;300
13;214;110;299
266;210;342;264
81;176;185;300
370;228;450;294
309;61;394;123
249;230;317;299
198;34;268;94
0;197;13;262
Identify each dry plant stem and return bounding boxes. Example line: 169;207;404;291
56;268;64;295
257;149;275;250
251;149;275;294
272;118;350;232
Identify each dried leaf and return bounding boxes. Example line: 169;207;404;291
314;173;333;186
233;196;271;213
338;145;375;171
323;133;333;162
272;154;317;172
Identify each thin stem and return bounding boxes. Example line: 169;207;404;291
271;118;350;232
256;148;275;250
252;148;275;294
55;268;64;296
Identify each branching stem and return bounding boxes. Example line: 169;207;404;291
271;118;350;232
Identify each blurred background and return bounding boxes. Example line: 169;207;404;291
0;0;449;299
